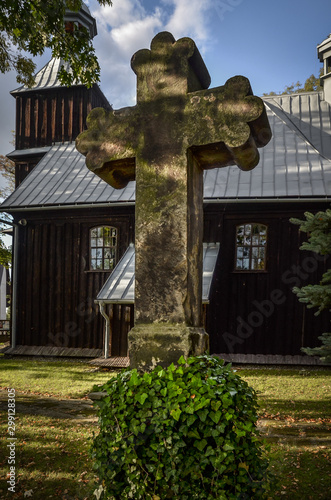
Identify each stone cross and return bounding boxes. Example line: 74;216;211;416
76;32;271;370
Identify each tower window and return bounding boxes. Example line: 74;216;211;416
235;224;267;271
90;226;118;271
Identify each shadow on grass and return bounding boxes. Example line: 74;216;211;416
258;397;331;420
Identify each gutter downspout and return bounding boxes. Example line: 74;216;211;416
99;301;111;359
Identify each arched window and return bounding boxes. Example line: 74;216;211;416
90;226;118;271
235;223;267;271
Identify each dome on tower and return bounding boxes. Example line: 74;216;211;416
64;1;97;39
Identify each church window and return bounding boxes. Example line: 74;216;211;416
235;224;267;271
90;226;118;271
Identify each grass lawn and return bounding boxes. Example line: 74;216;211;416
0;357;330;499
239;368;331;499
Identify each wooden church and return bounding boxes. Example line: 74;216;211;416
1;5;330;364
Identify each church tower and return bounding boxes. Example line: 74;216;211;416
8;2;111;187
317;33;331;105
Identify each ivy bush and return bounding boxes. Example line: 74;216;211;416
92;355;270;499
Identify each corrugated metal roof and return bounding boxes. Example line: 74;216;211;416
203;99;331;199
96;243;220;304
1;142;135;208
2;92;331;211
11;59;81;94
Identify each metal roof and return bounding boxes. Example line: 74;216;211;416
1;92;331;211
96;243;220;304
1;142;135;208
11;59;82;94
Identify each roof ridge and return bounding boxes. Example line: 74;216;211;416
264;99;331;163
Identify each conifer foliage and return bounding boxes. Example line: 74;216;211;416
290;210;331;363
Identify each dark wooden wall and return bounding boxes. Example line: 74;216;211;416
204;201;330;356
13;85;110;151
12;201;330;357
11;84;111;188
13;207;134;350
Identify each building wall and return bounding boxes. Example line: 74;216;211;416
12;201;330;357
204;201;330;356
13;207;134;350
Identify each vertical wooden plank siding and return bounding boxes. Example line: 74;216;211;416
204;204;330;356
14;209;133;350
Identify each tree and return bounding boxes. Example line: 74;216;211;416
0;155;15;267
0;0;112;88
290;210;331;363
263;69;323;96
0;155;15;200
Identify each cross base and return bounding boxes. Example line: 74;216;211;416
128;324;209;371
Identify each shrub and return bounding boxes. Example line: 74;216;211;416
92;355;270;499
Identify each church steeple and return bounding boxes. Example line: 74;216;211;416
8;2;110;187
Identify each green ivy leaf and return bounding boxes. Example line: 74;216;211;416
194;438;208;451
135;393;148;405
170;408;182;421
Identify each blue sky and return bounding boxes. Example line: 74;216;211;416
0;0;330;160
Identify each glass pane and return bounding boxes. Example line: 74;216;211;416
243;247;250;258
104;248;115;259
96;259;102;269
252;234;259;245
259;247;265;260
252;248;259;270
257;258;265;270
111;236;117;246
244;224;251;244
236;225;244;245
103;227;110;246
97;238;103;247
91;259;96;270
104;259;110;270
260;233;267;245
91;238;97;247
90;228;97;237
91;248;97;258
242;259;249;270
96;248;102;259
97;227;103;237
237;247;244;258
236;259;243;270
111;228;117;237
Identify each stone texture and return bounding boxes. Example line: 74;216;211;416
76;31;271;369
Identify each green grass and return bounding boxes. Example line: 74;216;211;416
0;413;97;499
238;367;331;421
0;359;330;499
0;357;114;398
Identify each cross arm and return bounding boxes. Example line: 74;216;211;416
75;106;138;189
186;75;272;171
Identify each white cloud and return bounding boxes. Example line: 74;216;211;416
163;0;213;45
89;0;163;108
88;0;214;109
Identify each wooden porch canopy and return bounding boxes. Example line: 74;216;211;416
95;243;220;358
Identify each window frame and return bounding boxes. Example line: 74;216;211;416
234;223;268;273
89;225;118;272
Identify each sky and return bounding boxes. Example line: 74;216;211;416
0;0;330;161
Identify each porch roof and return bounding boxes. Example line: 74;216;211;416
96;242;220;305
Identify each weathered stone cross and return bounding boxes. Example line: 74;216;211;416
76;32;271;370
